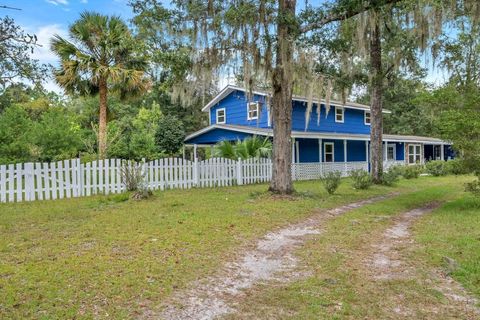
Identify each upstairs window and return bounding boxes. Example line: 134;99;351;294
365;111;371;125
335;107;344;123
216;108;226;124
247;102;259;120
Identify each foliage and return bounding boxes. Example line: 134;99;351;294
33;108;83;162
403;165;423;179
51;11;149;157
120;160;146;192
0;17;46;89
214;136;272;160
349;169;372;190
425;160;446;177
465;178;480;196
155;115;185;156
0;105;35;164
444;159;470;175
381;165;403;186
320;171;342;195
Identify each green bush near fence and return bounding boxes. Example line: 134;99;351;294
349;169;372;190
425;160;446;176
320;171;342;195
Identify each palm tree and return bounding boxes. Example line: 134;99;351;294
51;12;149;158
214;136;272;160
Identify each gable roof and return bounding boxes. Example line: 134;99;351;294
201;85;391;113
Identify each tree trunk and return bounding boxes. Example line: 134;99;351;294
268;0;296;194
98;77;108;159
369;13;383;184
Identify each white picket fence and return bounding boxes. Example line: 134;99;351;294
0;158;405;203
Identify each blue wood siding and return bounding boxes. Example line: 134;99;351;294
209;90;371;135
210;90;269;127
347;140;367;161
186;128;253;144
297;139;319;162
292;101;370;134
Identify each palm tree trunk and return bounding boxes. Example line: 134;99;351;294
369;13;383;183
268;0;296;194
98;77;108;159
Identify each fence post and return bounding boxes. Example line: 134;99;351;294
237;158;243;185
193;157;199;187
77;158;83;196
25;162;34;201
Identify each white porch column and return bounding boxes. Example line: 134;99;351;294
291;138;295;163
193;144;198;160
384;140;388;162
441;144;445;161
343;139;347;163
422;144;425;164
318;139;322;163
295;140;300;163
365;140;369;163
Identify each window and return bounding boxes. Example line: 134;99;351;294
364;111;371;125
324;143;334;162
216;108;226;124
247;102;259;120
408;144;422;164
387;145;395;161
335;107;344;123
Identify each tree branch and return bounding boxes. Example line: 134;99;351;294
300;0;403;33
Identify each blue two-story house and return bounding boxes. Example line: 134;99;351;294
184;85;454;166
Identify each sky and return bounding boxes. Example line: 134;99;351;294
1;0;135;92
1;0;448;93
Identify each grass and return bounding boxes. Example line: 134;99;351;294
0;178;394;319
0;175;477;319
413;194;480;297
225;175;478;319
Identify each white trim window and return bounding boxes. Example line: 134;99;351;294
364;111;371;125
216;108;226;124
335;107;344;123
408;144;422;164
387;144;395;161
324;142;335;162
247;102;259;120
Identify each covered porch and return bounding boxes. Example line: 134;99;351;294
184;124;453;169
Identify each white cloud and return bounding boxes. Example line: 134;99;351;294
30;24;68;64
46;0;69;5
80;0;88;3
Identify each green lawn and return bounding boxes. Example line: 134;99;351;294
225;175;479;319
0;176;478;319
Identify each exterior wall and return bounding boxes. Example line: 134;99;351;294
208;90;371;135
186;128;253;144
296;139;371;163
292;101;371;134
210;90;269;127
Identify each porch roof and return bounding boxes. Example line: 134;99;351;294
184;124;449;145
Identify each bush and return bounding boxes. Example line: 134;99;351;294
403;165;423;179
320;171;342;195
425;160;446;176
349;169;372;190
382;167;401;186
465;178;480;196
444;159;470;175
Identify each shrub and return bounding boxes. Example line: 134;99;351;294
320;171;342;195
444;159;470;175
382;167;401;186
403;165;423;179
425;160;446;176
349;169;372;190
465;178;480;196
